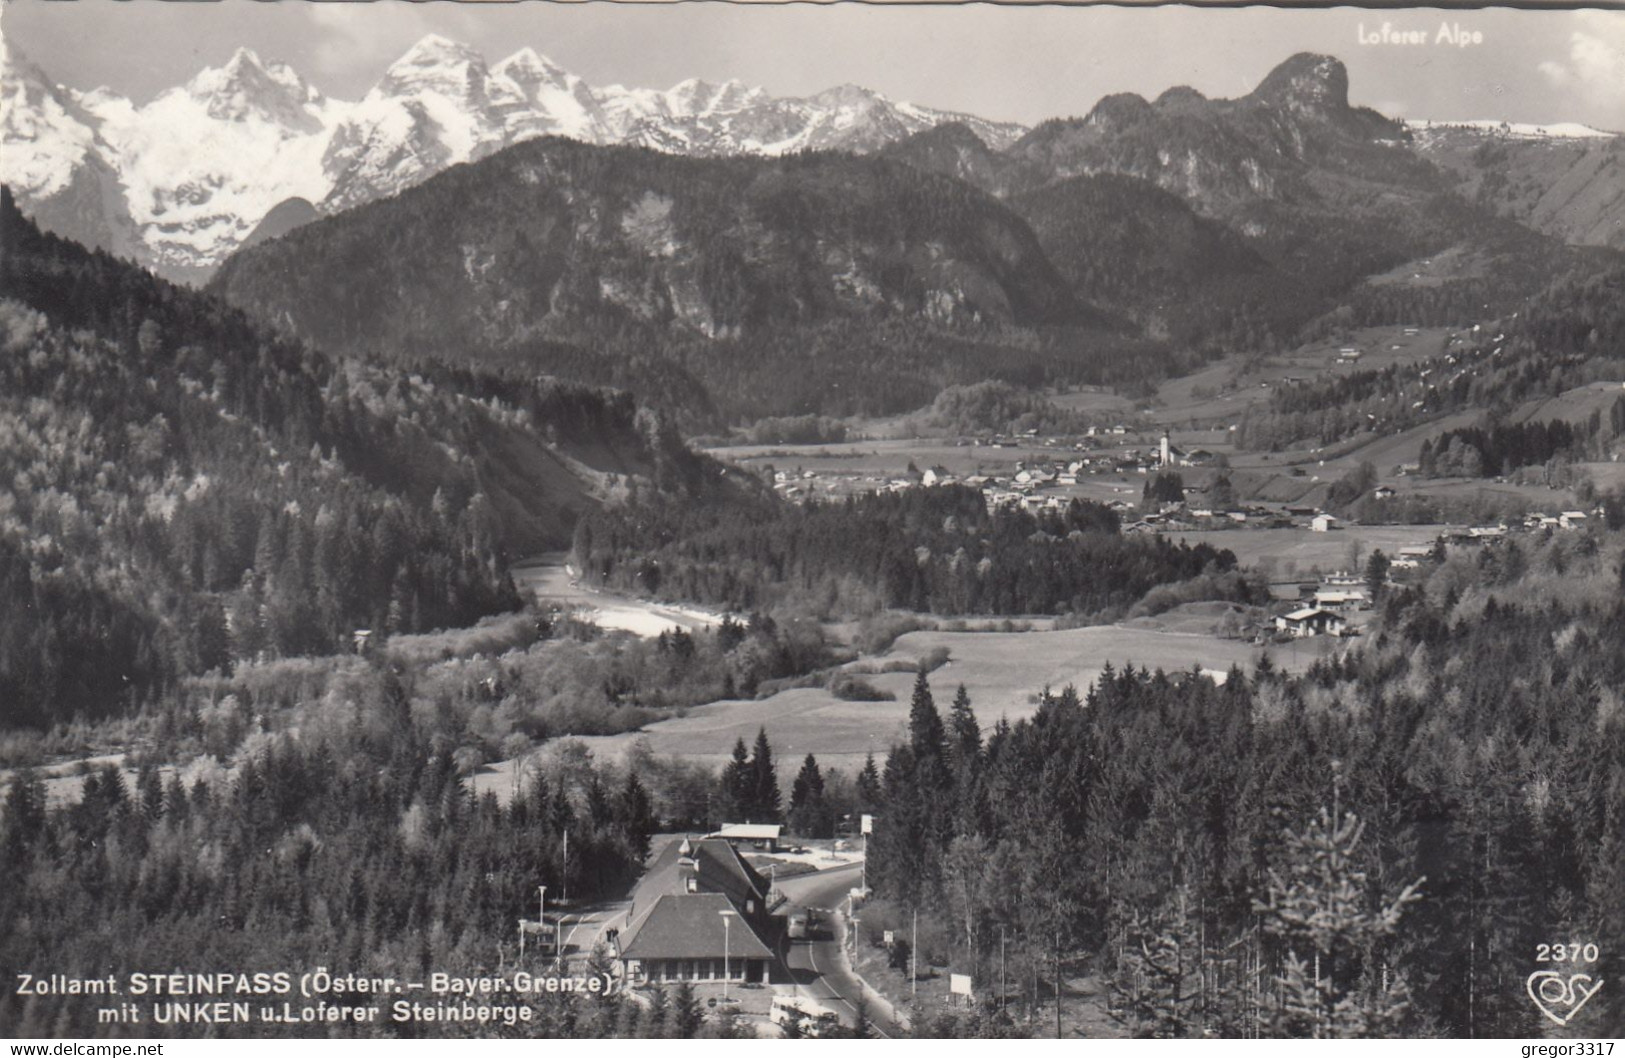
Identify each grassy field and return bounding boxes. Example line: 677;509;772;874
1151;326;1454;427
481;625;1339;783
1166;524;1447;575
1047;387;1139;418
1513;381;1625;427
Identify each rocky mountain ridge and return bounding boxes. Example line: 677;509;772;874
1;34;1025;281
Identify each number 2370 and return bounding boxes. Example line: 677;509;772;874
1536;942;1600;963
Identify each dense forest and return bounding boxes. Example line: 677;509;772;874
0;189;720;730
1419;412;1624;479
0;658;729;1038
1011;172;1304;356
864;529;1625;1037
572;485;1245;618
9;515;1618;1037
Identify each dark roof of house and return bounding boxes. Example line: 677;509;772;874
617;893;776;961
632;837;768;911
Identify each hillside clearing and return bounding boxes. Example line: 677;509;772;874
473;624;1338;787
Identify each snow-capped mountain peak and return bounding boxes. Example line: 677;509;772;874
487;46;605;141
181;46;325;130
665;77;767;118
1;37;113;199
1406;118;1619;141
374;33;490;100
494;47;572;88
4;34;1030;282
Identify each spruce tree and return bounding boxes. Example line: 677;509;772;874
1109;885;1203;1038
857;752;883;811
615;770;656;862
748;727;781;822
789;753;831;838
719;737;751;821
909;671;948;770
1254;808;1423;1038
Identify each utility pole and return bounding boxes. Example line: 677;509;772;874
860;814;873;894
561;829;569;904
720;910;736;1003
1000;926;1007;1014
911;907;918;999
1054;930;1062;1039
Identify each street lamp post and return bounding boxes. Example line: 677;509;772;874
912;907;918;999
719;910;737;1003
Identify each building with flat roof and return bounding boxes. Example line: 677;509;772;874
709;823;783;851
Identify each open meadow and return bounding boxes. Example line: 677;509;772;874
1150;325;1455;427
1165;524;1448;574
471;623;1340;788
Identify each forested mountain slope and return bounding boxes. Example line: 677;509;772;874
1411;122;1625;251
886;55;1620;352
0;188;715;728
208;137;1151;422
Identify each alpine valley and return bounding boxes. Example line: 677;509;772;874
5;22;1625;1042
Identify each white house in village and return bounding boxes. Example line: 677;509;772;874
1276;608;1348;638
1314;587;1368;612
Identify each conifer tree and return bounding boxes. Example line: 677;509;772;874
666;980;704;1038
789;753;832;837
1254;808;1422;1038
748;727;781;822
719;737;751;821
1109;885;1203;1038
909;671;948;772
615;771;656;862
947;684;986;834
856;752;883;811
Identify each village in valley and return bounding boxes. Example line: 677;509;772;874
707;319;1622;653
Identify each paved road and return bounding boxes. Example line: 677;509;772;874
560;901;630;962
776;863;907;1039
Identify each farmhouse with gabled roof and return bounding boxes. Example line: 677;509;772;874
616;837;778;985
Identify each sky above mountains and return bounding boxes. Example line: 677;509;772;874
5;1;1623;131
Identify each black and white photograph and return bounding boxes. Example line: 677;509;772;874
1;0;1623;1044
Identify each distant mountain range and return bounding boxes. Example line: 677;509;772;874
203;51;1620;426
7;36;1620;287
0;34;1024;282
